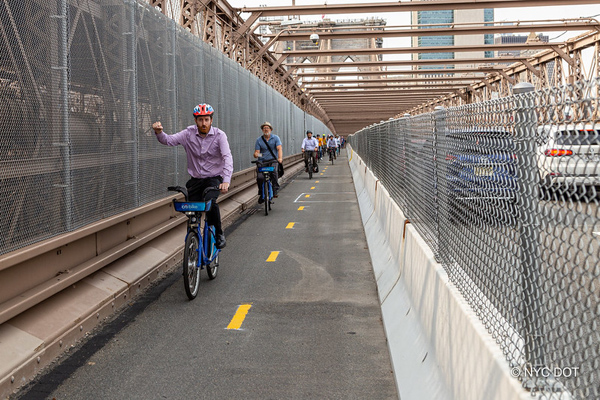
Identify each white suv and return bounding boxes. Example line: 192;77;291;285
536;123;600;196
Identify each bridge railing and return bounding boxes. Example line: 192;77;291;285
349;78;600;399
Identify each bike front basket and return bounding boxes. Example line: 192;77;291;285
173;200;212;212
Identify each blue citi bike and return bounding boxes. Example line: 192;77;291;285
252;160;275;215
168;185;220;300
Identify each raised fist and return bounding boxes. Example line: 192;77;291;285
152;121;163;133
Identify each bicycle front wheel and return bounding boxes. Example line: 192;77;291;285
206;252;219;280
206;226;219;280
183;232;201;300
308;160;313;179
263;180;269;215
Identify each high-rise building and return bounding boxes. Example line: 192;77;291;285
411;8;494;71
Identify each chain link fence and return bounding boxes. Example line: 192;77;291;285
0;0;330;257
349;79;600;399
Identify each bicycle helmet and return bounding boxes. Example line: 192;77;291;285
193;103;214;117
306;130;312;135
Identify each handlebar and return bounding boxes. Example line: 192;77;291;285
168;186;188;200
168;185;220;202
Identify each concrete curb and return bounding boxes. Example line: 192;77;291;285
0;163;304;399
347;147;530;400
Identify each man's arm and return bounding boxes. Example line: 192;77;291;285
254;138;261;158
276;144;283;164
152;121;185;146
219;133;233;193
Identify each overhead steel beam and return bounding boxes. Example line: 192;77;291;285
282;42;562;58
302;77;480;85
263;19;600;41
297;69;496;77
286;57;527;69
307;83;471;90
312;90;458;97
239;0;600;17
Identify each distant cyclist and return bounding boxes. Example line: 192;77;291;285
316;134;324;160
254;121;282;203
327;134;337;160
302;130;319;173
152;103;232;249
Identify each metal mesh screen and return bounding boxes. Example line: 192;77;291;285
349;79;600;398
0;0;331;256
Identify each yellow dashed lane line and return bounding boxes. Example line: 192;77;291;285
266;251;280;262
227;304;252;330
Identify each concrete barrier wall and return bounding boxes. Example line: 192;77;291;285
347;147;529;400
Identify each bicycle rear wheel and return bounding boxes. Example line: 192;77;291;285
263;181;269;215
183;232;201;300
308;159;313;179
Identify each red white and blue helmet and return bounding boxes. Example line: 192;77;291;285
193;103;214;117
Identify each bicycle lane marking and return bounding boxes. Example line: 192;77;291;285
266;251;280;262
226;304;252;330
286;222;295;229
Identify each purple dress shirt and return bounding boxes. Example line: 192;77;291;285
155;125;233;183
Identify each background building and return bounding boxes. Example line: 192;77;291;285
411;8;495;71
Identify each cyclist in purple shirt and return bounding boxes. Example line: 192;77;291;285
152;103;233;249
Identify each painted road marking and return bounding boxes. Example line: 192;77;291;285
320;173;323;175
286;222;295;229
294;192;356;203
266;251;280;262
227;304;252;330
310;186;315;189
298;206;305;210
315;181;319;183
594;232;600;236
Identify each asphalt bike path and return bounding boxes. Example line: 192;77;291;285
16;151;398;400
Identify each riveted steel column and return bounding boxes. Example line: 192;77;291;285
513;82;545;388
125;0;139;207
54;0;72;231
168;20;179;182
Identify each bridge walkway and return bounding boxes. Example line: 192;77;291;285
13;151;399;399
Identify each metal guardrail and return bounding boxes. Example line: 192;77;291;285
348;78;600;399
0;155;303;326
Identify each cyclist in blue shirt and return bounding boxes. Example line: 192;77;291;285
253;121;282;203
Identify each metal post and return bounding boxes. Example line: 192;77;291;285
57;0;72;231
169;20;179;183
126;0;139;207
432;106;446;260
512;82;545;388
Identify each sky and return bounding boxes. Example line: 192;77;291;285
228;0;600;54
